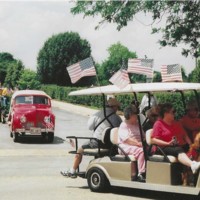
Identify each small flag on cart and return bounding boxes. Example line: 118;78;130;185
128;58;154;78
109;69;130;89
67;57;96;84
161;64;183;82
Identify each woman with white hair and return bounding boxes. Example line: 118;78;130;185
118;105;146;182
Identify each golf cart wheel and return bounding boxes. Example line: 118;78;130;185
87;167;110;193
13;132;19;143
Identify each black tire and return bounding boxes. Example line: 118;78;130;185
87;167;110;193
13;132;19;143
47;132;54;143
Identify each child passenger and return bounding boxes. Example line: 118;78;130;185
118;105;146;182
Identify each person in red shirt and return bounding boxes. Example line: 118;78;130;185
180;101;200;143
151;103;200;174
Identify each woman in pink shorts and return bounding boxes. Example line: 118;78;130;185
118;105;146;182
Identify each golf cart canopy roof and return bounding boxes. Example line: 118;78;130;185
69;82;200;96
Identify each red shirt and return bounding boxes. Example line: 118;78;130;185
180;115;200;141
152;119;186;144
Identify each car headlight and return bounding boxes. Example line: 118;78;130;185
20;115;26;123
44;116;51;123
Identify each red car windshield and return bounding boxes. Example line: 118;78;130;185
15;95;49;105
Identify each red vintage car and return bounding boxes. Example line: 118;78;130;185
9;90;55;143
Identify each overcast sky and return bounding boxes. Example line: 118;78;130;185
0;1;196;75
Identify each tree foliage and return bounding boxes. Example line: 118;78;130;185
0;52;16;85
4;60;24;88
188;60;200;83
17;69;41;90
97;42;137;85
37;32;92;86
71;0;200;58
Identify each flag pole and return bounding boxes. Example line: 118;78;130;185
90;57;107;115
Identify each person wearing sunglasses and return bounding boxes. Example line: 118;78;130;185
151;103;200;174
180;101;200;143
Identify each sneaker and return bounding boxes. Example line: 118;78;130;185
60;170;77;178
137;173;146;183
191;161;200;174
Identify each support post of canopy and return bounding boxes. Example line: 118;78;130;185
133;92;148;161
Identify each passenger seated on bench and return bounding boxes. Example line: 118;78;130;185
118;105;146;182
60;98;122;178
142;105;160;132
179;100;200;143
151;103;200;174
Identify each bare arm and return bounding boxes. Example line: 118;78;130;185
151;137;173;147
125;138;142;147
183;133;192;145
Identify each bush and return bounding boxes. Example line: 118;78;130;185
41;84;199;119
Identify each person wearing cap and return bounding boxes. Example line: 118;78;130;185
61;98;122;178
179;100;200;142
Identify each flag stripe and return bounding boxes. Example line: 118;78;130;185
109;69;130;89
128;58;154;77
67;57;96;83
161;64;182;82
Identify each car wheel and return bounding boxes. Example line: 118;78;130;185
13;132;19;143
47;132;54;143
87;167;110;193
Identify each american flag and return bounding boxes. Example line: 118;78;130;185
67;57;96;83
161;64;183;82
128;58;154;78
109;69;130;89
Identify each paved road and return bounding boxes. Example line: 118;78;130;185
0;106;197;200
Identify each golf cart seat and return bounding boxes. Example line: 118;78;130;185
146;129;178;163
145;129;182;185
109;127;136;162
83;127;112;156
67;127;113;157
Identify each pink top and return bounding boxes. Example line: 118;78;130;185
118;122;143;145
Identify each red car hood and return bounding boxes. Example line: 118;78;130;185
13;105;53;128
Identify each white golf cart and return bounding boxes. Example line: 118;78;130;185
67;82;200;197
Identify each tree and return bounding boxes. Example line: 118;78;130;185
37;32;92;86
0;52;16;85
4;60;24;88
188;60;200;83
97;42;138;85
17;69;41;90
71;1;200;58
181;67;188;82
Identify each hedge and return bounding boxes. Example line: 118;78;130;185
41;84;199;119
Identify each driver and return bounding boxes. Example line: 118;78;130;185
60;98;122;178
